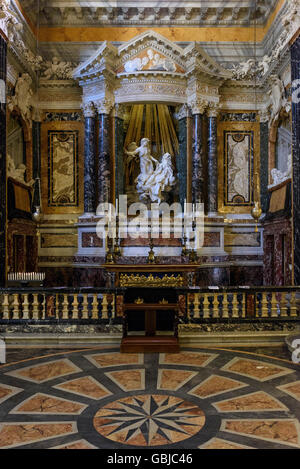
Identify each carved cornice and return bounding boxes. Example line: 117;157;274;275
19;1;279;27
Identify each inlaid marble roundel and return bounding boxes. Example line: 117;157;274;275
93;394;205;446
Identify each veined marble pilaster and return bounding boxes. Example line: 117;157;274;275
0;32;7;286
207;106;219;214
82;102;97;213
291;37;300;285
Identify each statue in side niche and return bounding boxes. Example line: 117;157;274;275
7;154;34;186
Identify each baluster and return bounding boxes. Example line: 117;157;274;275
232;293;239;318
222;293;229;318
280;292;288;317
82;294;89;319
227;294;233;318
56;294;61;319
208;295;214;318
98;295;103;319
261;292;269;318
290;291;298;317
62;294;69;319
72;294;79;319
12;294;20;319
188;294;194;321
92;294;99;319
271;292;278;317
102;295;108;319
203;294;210;318
32;294;39;320
22;294;30;320
256;293;262;318
40;294;45;320
107;294;114;321
194;294;200;319
237;293;244;318
3;294;10;319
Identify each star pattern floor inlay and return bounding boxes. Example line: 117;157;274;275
0;346;299;449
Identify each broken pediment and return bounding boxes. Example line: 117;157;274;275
73;30;232;84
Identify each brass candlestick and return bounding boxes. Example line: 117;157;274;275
251;201;262;233
105;239;115;264
181;236;189;257
113;236;121;259
147;238;157;264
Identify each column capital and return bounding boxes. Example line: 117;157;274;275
174;103;191;120
207;102;220;118
114;103;128;120
81;101;96;118
258;109;270;124
189;98;208;115
94;97;114;115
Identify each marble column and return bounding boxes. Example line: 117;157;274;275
82;102;97;213
175;105;189;208
97;101;112;205
259;112;269;213
32;120;41;208
192;113;205;204
207;107;218;214
0;32;7;286
291;37;300;285
114;104;126;200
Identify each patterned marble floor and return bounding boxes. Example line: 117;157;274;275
0;346;299;449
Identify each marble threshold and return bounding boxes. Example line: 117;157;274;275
0;331;298;347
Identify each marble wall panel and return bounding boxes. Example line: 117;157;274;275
217;122;260;214
41;121;84;214
263;218;292;286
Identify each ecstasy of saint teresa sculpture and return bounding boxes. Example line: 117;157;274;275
125;138;176;204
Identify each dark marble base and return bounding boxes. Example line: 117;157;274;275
42;262;263;287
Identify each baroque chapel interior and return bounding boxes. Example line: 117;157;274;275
1;0;300;453
0;0;300;358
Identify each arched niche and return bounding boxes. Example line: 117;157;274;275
268;110;292;185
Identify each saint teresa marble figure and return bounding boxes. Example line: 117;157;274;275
125;138;176;204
